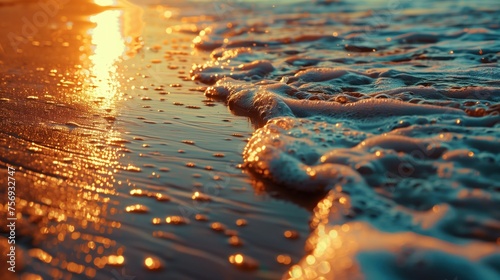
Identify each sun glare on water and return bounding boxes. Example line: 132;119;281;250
88;9;126;108
94;0;116;6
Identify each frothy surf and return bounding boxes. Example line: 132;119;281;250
189;0;500;278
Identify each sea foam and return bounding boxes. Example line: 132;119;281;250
190;0;500;278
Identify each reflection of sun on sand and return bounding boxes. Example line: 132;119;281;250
88;10;125;109
0;1;146;279
118;0;145;53
94;0;115;6
0;1;314;279
85;0;144;110
94;0;145;56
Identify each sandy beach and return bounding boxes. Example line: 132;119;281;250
1;0;500;279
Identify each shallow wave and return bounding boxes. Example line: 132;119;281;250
190;0;500;279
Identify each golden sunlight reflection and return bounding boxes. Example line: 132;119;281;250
144;256;163;270
228;253;259;270
94;0;116;6
88;9;126;109
285;192;359;279
287;191;497;279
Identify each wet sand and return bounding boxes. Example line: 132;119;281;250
0;1;313;279
2;0;500;280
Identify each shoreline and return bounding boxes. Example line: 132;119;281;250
0;1;313;279
1;1;499;279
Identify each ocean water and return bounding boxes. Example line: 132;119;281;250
0;0;499;279
188;0;500;279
